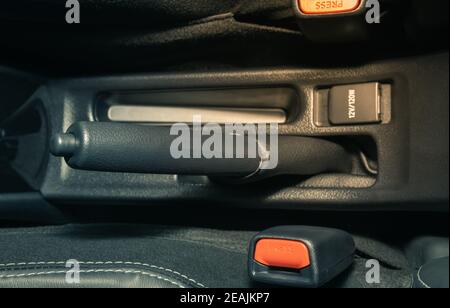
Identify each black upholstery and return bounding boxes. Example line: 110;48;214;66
414;257;449;289
0;224;416;288
0;264;194;288
0;0;302;74
0;224;255;288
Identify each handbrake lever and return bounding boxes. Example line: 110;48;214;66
50;122;352;181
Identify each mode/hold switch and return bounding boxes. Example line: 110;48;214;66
328;82;382;125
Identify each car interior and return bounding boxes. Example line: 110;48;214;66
0;0;448;290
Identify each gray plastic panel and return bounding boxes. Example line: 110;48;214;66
23;52;449;211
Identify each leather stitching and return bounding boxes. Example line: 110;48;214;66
0;261;206;288
0;269;186;288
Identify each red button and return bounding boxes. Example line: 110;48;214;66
299;0;362;15
254;238;311;270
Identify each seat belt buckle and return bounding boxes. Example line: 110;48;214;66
248;226;355;288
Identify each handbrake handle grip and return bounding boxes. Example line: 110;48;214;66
50;122;352;180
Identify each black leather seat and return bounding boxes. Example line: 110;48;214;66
1;223;448;288
0;224;255;288
0;263;196;288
